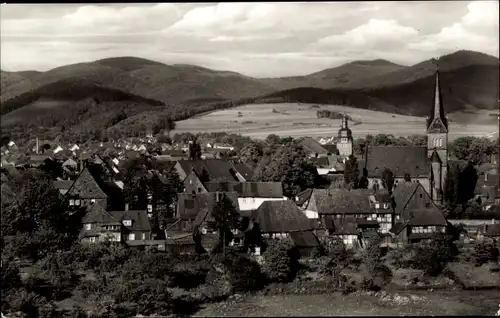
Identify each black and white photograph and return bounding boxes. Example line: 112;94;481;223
1;1;499;317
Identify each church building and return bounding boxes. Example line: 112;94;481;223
362;69;448;206
336;115;354;158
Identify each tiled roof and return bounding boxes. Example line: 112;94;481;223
322;144;339;155
296;188;313;206
177;191;239;221
67;167;108;199
310;156;330;167
308;189;376;215
392;182;420;215
289;231;320;247
204;181;283;198
298;137;329;155
364;146;429;177
232;162;253;180
62;158;78;167
251;200;313;233
405;208;447;226
176;159;241;182
390;222;407;235
82;203;120;225
109;210;151;232
330;218;359;235
53;180;73;190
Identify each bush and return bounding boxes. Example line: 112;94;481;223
410;235;458;276
218;250;265;292
473;242;500;266
262;239;299;283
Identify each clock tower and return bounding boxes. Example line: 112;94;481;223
337;114;353;158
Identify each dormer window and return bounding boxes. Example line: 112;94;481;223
69;199;75;206
383;203;389;209
123;220;132;226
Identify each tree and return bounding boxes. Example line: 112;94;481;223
473;242;500;266
456;163;478;205
2;170;83;261
381;168;395;194
265;134;281;145
210;195;240;255
188;139;202;160
450;136;476;161
253;143;319;197
343;154;359;188
239;142;263;166
261;239;299;283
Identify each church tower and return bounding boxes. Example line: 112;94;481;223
426;67;448;204
337;114;353;158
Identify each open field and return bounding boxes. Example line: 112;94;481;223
194;290;500;316
175;103;498;140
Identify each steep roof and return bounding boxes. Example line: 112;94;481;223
53;180;73;190
177;191;240;221
176;159;240;182
307;189;376;215
204;181;283;198
289;231;320;248
109;210;151;232
405;208;447;226
82;203;120;225
192;192;241;227
296;188;313;206
251;200;313;233
232;162;254;180
392;182;420;215
365;146;429;177
426;70;448;133
322;144;339;155
62;158;78;167
298;137;329;155
67;167;108;199
329;218;359;235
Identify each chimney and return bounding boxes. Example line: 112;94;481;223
125;203;129;211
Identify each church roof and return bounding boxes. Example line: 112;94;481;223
364;146;430;178
430;150;442;163
426;69;448;133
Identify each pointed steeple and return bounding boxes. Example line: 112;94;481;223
427;63;448;132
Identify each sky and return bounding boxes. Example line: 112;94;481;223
1;1;499;77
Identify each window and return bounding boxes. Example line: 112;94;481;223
383;203;389;209
198;188;201;193
147;204;153;212
123;220;132;226
375;203;380;209
425;202;430;208
69;199;75;206
89;237;96;243
372;214;377;218
189;180;192;184
85;223;91;230
128;233;135;240
419;194;423;198
75;199;81;206
142;233;146;240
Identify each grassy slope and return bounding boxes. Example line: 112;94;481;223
0;57;275;106
262;59;406;91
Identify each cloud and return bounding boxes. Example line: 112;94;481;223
0;2;498;77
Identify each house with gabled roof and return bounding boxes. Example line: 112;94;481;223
389;181;448;244
204;181;286;211
109;209;152;242
175;191;240;232
175;159;249;183
80;203;122;243
66;167;109;209
363;145;431;194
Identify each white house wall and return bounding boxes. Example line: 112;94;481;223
238;197;287;211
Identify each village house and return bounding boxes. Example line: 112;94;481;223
298;188;394;248
175;191;240;233
177;159;253;193
389;181;448;245
79;202;151;244
204;181;286;211
66;167;109;209
240;200;320;257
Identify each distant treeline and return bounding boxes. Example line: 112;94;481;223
316;110;353;120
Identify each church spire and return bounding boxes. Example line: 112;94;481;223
427;63;448;132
